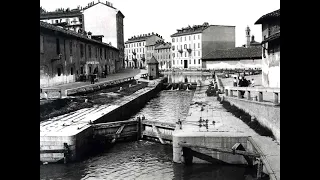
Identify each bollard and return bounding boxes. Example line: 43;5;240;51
273;92;279;104
44;92;48;100
237;90;242;99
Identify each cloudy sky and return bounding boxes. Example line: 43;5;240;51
40;0;280;47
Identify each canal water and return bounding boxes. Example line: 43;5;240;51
40;74;257;180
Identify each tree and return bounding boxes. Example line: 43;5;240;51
40;6;46;14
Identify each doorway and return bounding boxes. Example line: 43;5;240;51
184;60;188;68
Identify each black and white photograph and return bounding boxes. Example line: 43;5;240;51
40;0;280;179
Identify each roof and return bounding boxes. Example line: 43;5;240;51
255;9;280;24
117;10;125;18
262;32;280;44
125;35;150;44
171;24;235;37
40;10;82;19
155;42;171;50
202;46;262;60
40;21;118;50
147;56;159;64
125;33;163;44
82;2;116;11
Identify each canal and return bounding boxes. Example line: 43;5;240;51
40;74;257;180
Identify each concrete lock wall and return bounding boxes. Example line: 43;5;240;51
223;96;280;143
172;134;249;165
93;83;162;124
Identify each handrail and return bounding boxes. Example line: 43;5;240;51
225;86;280;93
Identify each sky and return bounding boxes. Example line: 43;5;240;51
40;0;280;47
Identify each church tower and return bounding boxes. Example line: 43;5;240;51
245;26;251;47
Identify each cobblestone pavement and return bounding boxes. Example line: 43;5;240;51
43;68;143;92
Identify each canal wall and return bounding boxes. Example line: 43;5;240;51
40;78;165;163
222;95;280;143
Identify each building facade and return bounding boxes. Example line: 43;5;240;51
255;9;280;88
154;41;172;70
170;23;235;69
40;10;84;33
124;33;163;68
40;1;125;71
40;21;119;88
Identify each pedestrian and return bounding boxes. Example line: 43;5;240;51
90;74;95;84
233;77;237;87
251;79;255;87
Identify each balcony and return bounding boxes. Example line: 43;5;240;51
268;25;280;36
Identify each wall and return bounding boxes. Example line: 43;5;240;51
83;3;117;46
202;26;236;62
40;26;118;88
261;20;280;88
222;96;280;143
204;59;262;69
116;12;125;70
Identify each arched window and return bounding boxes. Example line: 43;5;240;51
184;44;187;49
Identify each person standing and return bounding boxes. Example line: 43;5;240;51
233;77;237;87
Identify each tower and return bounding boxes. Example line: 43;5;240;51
245;26;250;47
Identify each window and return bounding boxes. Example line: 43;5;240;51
69;41;72;55
55;20;59;23
172;46;175;50
180;45;182;50
194;51;196;56
185;52;187;57
184;44;187;49
80;44;84;57
198;43;200;48
194;35;195;40
71;67;73;75
189;44;191;49
189;36;191;40
189;60;191;64
57;68;61;76
198;51;200;56
172;38;175;42
181;60;182;64
180;37;182;42
198;35;200;39
173;60;175;65
198;59;200;64
194;43;196;49
185;36;186;41
143;48;144;53
139;42;141;46
100;48;102;58
105;48;107;59
40;35;44;53
194;59;196;64
56;38;60;55
88;45;91;58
